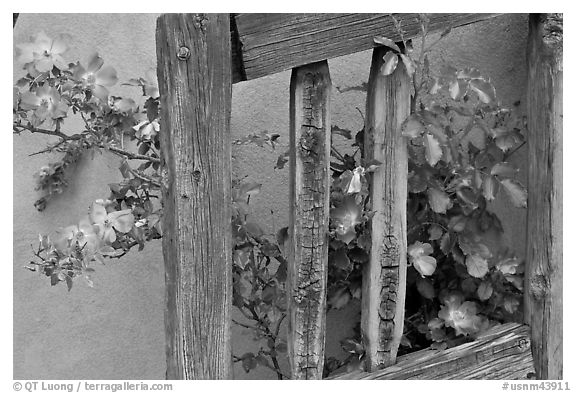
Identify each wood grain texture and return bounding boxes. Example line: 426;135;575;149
330;323;534;380
287;61;331;380
361;46;410;371
525;13;563;380
233;13;500;82
156;13;232;379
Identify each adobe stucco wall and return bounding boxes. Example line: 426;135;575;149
13;13;528;380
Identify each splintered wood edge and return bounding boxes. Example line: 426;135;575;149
329;323;534;380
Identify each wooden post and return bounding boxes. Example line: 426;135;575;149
525;13;563;380
156;14;232;379
287;61;331;379
362;46;410;371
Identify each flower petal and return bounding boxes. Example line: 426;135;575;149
103;227;117;244
92;85;110;102
35;58;54;73
50;38;67;55
86;51;103;73
52;55;69;70
89;202;108;224
16;43;36;64
20;92;41;110
96;65;118;87
110;210;134;233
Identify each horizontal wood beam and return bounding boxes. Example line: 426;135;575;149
231;13;501;83
329;323;534;380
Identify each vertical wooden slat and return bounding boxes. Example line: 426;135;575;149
287;60;331;380
362;46;410;371
156;13;232;379
525;13;563;380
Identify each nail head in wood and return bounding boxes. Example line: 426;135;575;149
177;46;191;60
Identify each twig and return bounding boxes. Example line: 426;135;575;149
106;145;161;163
503;141;526;160
14;124;81;140
232;319;255;330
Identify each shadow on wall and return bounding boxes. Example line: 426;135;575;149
13;13;527;380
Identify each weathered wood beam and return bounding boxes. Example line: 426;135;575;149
330;323;534;380
525;13;563;380
156;13;232;379
287;61;331;380
232;13;500;83
362;46;410;370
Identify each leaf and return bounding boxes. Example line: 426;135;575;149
241;353;258;373
402;116;425;138
449;79;460;100
332;125;352;139
275;151;289;170
417;279;435;299
329;287;351;310
399;54;416;77
496;257;521;275
239;182;262;197
448;215;467;232
427;188;452;214
477;281;493;300
245;221;263;236
461;277;477;294
503;297;520;314
400;335;412;348
381;51;399;76
373;36;401;53
469;79;496;104
119;160;131;179
364;159;382;173
466;254;489;278
332;248;351;270
412;255;437;277
276;227;289;248
346;167;364;194
428;224;443;241
423;133;442;166
440;232;454;254
482;175;498;201
500;179;527;208
491;162;518;178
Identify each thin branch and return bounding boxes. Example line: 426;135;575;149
128;168;162;188
106;145;161;163
503;141;526;160
14;124;81;140
232;319;255;330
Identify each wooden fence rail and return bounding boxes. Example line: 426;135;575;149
330;323;534;380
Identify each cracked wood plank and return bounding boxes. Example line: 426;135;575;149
361;46;410;371
156;13;232;379
287;61;331;380
525;13;563;380
232;13;500;82
329;323;534;379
